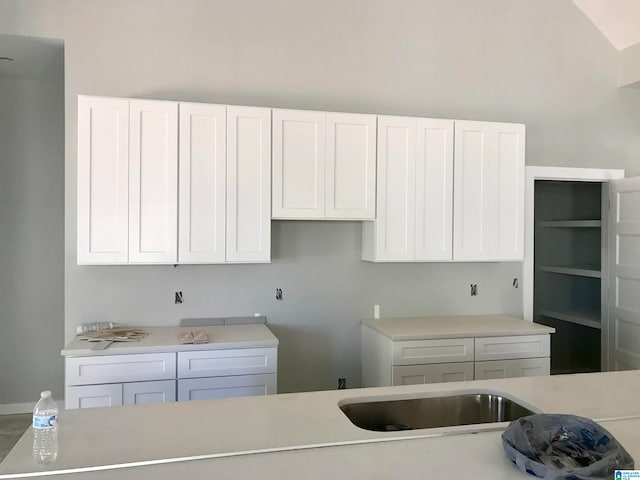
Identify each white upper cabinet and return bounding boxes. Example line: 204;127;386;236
178;103;226;264
226;106;271;263
325;112;377;220
453;121;524;261
128;99;179;264
363;116;454;262
272;109;325;219
272;109;376;220
363;116;416;261
77;96;129;264
415;119;454;261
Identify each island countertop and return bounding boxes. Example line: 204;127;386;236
2;370;640;479
60;324;278;356
361;314;555;340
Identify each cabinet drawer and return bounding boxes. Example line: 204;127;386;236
392;338;474;366
66;353;176;385
177;374;277;401
474;358;550;380
177;348;277;378
123;380;176;405
474;335;550;361
392;362;474;386
66;384;123;409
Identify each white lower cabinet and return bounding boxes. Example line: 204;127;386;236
393;363;474;385
362;325;551;387
65;347;278;409
475;358;550;380
178;374;277;401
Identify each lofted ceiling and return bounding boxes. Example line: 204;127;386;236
572;0;640;51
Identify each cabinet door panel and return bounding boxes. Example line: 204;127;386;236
392;362;474;385
325;112;376;220
226;106;271;262
374;116;416;261
66;384;123;409
495;124;525;260
77;96;129;264
66;353;176;385
392;338;474;365
272;109;325;219
129;99;178;263
178;103;226;263
177;348;277;378
474;358;549;380
123;380;176;405
177;374;276;401
474;335;550;361
415;119;454;261
453;121;492;261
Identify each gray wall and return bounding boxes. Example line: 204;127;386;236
2;0;639;397
0;36;64;404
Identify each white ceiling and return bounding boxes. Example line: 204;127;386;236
573;0;640;51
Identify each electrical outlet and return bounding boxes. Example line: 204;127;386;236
338;378;346;390
174;291;183;304
470;284;478;296
513;278;519;288
275;288;283;300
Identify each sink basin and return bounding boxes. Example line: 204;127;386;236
339;392;536;432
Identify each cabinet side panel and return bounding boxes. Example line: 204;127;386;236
361;326;391;387
178;103;226;263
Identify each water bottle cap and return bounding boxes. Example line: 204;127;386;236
41;391;51;398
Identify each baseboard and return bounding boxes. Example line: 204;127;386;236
0;402;33;415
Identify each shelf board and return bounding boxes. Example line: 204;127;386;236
538;220;601;228
538;265;601;278
539;308;601;330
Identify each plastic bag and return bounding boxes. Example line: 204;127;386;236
502;414;634;480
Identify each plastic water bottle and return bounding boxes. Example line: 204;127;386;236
32;391;58;463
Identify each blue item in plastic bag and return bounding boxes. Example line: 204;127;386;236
502;414;634;479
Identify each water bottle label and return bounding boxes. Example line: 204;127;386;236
33;415;57;429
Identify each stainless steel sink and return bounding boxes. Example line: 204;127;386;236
339;393;536;431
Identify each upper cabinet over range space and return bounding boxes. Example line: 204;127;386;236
271;109;377;220
77;95;525;265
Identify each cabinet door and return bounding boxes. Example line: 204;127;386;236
129;99;178;263
474;358;550;380
392;362;474;385
365;116;416;261
123;380;176;405
272;109;325;219
177;374;277;401
325;112;376;220
226;106;271;262
415;119;454;261
178;103;226;263
77;96;129;264
453;121;524;261
66;384;123;409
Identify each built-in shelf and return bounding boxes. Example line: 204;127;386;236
539;307;601;330
538;220;602;228
538;265;601;278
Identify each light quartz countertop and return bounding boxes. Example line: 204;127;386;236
60;324;278;356
361;314;555;340
2;370;640;479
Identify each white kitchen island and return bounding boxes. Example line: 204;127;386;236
2;370;640;479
